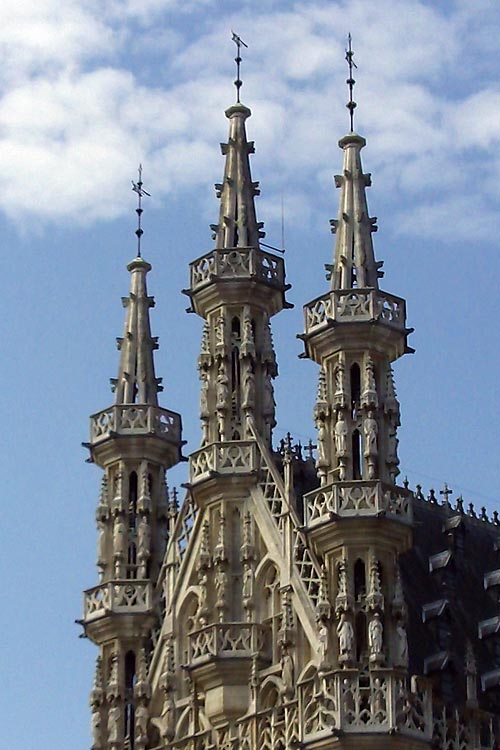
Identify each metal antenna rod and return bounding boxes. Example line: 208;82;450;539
345;33;358;132
131;164;151;258
231;31;248;103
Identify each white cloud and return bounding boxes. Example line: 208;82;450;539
0;0;499;238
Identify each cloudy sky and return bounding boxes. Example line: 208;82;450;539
2;1;500;747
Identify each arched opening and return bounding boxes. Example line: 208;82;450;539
127;543;137;579
128;472;138;531
259;564;281;664
124;651;136;748
354;559;366;601
355;610;366;663
350;363;361;406
352;430;362;479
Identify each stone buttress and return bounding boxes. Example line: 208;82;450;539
81;256;183;750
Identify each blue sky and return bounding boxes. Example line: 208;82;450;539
1;1;500;747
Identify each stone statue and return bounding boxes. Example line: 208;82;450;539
91;707;102;749
199;370;209;418
215;313;225;348
137;515;151;559
337;613;354;657
113;517;127;558
395;622;408;666
280;647;295;698
107;702;121;745
334;411;348;456
135;702;149;742
263;375;275;417
242;366;255;410
158;692;176;741
369;613;383;657
215;567;228;606
317;621;329;664
363;411;378;456
216;365;229;410
335;355;346;397
316;419;328;466
242;563;253;601
97;520;106;568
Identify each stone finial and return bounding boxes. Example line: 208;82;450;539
330;133;382;290
114;256;161;406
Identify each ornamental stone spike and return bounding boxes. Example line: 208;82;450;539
114;256;161;406
330;133;382;290
212;103;264;250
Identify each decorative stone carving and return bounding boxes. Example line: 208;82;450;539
316;564;331;621
242;562;254;606
465;640;478;707
316;418;328;468
337;613;354;661
135;700;149;744
395;621;408;667
113;516;127;576
240;307;255;358
91;706;103;750
367;553;384;611
368;613;384;663
97;520;106;571
138;467;152;515
197;321;211;369
280;646;295;700
334;410;348;456
363;411;378;456
362;355;378;406
240;511;254;562
317;621;330;668
215;312;226;351
107;700;121;746
137;515;151;561
216;362;229;411
334;352;347;406
159;692;176;741
242;364;255;410
215;566;228;611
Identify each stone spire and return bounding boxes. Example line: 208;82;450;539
111;256;161;406
186;99;290;446
329;133;382;290
211;103;265;250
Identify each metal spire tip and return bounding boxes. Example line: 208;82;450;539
131;164;151;258
231;31;248;104
345;33;358;132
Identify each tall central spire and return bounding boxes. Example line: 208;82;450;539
329;134;382;289
211;103;264;250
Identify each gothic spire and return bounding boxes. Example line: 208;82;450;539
329;134;382;290
211;103;265;250
111;256;162;405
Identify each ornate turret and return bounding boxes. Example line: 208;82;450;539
81;174;183;750
298;42;428;746
184;94;291;449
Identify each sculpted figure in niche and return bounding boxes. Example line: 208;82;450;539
316;419;328;466
334;411;348;456
199;370;209;419
395;622;408;666
263;375;275;417
280;647;295;698
337;613;354;657
215;313;225;348
91;707;102;749
387;427;399;463
369;613;383;657
135;702;149;742
318;621;329;664
215;567;228;605
242;563;254;601
242;366;255;410
335;355;346;397
113;516;127;558
107;702;121;745
216;365;229;410
97;520;106;568
363;411;378;456
160;692;176;741
137;515;151;559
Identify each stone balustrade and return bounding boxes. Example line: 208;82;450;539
304;480;413;526
90;404;181;445
189;441;258;483
188;622;267;662
189;247;285;291
83;580;152;621
304;288;407;335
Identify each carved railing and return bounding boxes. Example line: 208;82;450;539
304;288;406;335
238;702;299;750
90;404;181;445
83;580;152;620
246;417;322;610
304;480;413;526
432;705;499;750
188;622;267;662
189;247;285;291
189;441;258;483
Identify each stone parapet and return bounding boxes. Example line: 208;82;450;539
304;287;407;335
189;441;259;484
83;580;153;622
90;404;182;445
304;480;413;527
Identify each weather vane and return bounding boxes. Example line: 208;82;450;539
231;31;248;103
345;33;357;132
131;164;151;258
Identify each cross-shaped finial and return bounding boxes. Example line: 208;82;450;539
440;483;453;507
345;33;358;132
131;164;151;258
232;31;248;103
